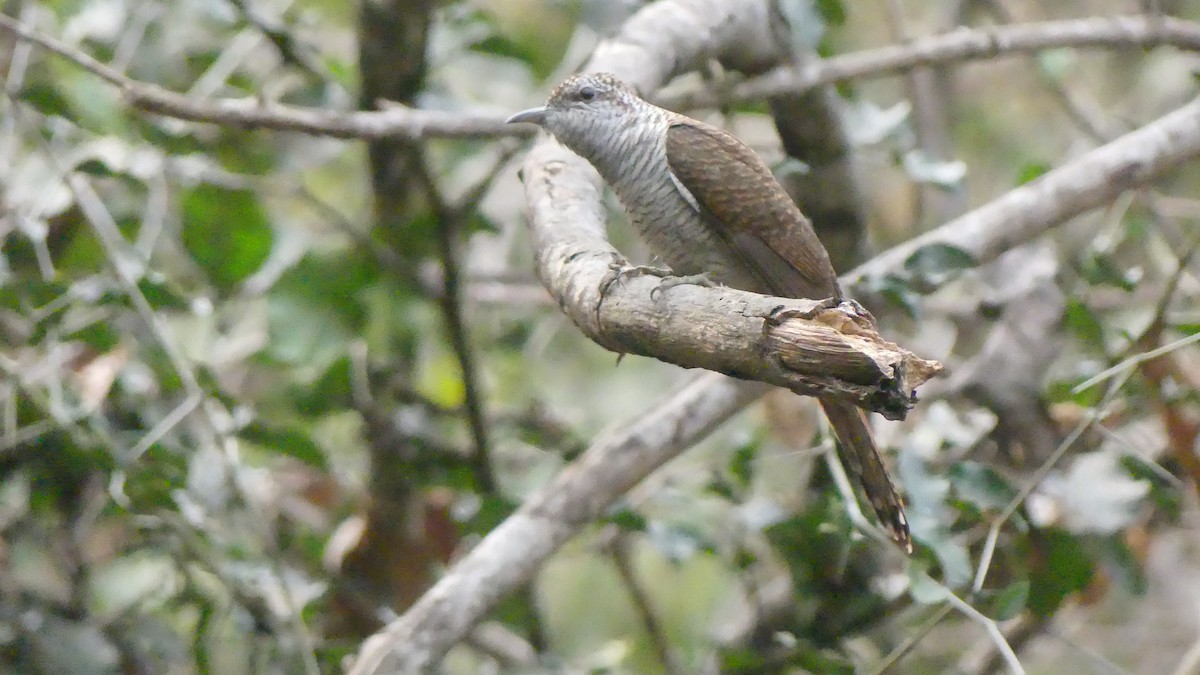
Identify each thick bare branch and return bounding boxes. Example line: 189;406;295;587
523;141;938;415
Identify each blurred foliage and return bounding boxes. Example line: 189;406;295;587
2;0;1200;673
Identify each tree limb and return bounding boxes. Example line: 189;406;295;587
348;371;771;674
844;94;1200;292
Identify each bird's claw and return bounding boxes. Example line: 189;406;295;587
599;262;672;296
649;273;715;300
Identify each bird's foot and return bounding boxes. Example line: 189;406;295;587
599;261;672;296
649;273;715;300
766;296;841;324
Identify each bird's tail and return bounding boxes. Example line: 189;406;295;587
818;396;912;553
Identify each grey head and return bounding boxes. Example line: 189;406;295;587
506;73;656;165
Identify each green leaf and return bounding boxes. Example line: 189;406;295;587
903;243;976;289
469;34;538;67
17;82;76;121
720;643;854;674
1016;162;1050;185
1028;528;1094;617
604;505;648;532
267;250;379;367
1169;322;1200;336
814;0;847;26
1045;375;1104;407
1091;535;1147;596
907;565;951;604
948;461;1017;512
240;422;328;469
989;580;1030;621
645;520;715;562
865;273;922;319
137;274;191;311
292;356;353;417
66;322;121;353
1080;251;1139;291
928;536;973;588
180;184;273;291
1120;454;1182;520
468;494;518;533
1063;298;1105;347
728;440;757;489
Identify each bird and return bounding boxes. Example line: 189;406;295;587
508;72;911;553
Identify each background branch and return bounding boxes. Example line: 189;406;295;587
348;372;771;674
844;93;1200;293
668;14;1200;108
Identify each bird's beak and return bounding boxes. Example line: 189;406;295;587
506;106;548;126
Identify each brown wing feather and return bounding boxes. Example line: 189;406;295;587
665;120;841;301
667;120;913;552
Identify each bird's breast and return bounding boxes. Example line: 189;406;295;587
594;130;760;289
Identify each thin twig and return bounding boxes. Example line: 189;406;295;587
604;529;684;675
413;151;500;494
224;0;327;80
0;12;523;140
672;14;1200;108
968;614;1051;675
866;604;953;674
972;366;1132;594
1072;331;1200;394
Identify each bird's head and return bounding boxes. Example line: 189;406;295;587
507;73;646;158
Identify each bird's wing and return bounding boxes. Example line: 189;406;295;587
665;120;841;301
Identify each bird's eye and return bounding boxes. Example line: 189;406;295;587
577;86;596;102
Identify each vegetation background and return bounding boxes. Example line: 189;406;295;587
2;0;1199;673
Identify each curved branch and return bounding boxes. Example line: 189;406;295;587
523;142;939;416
